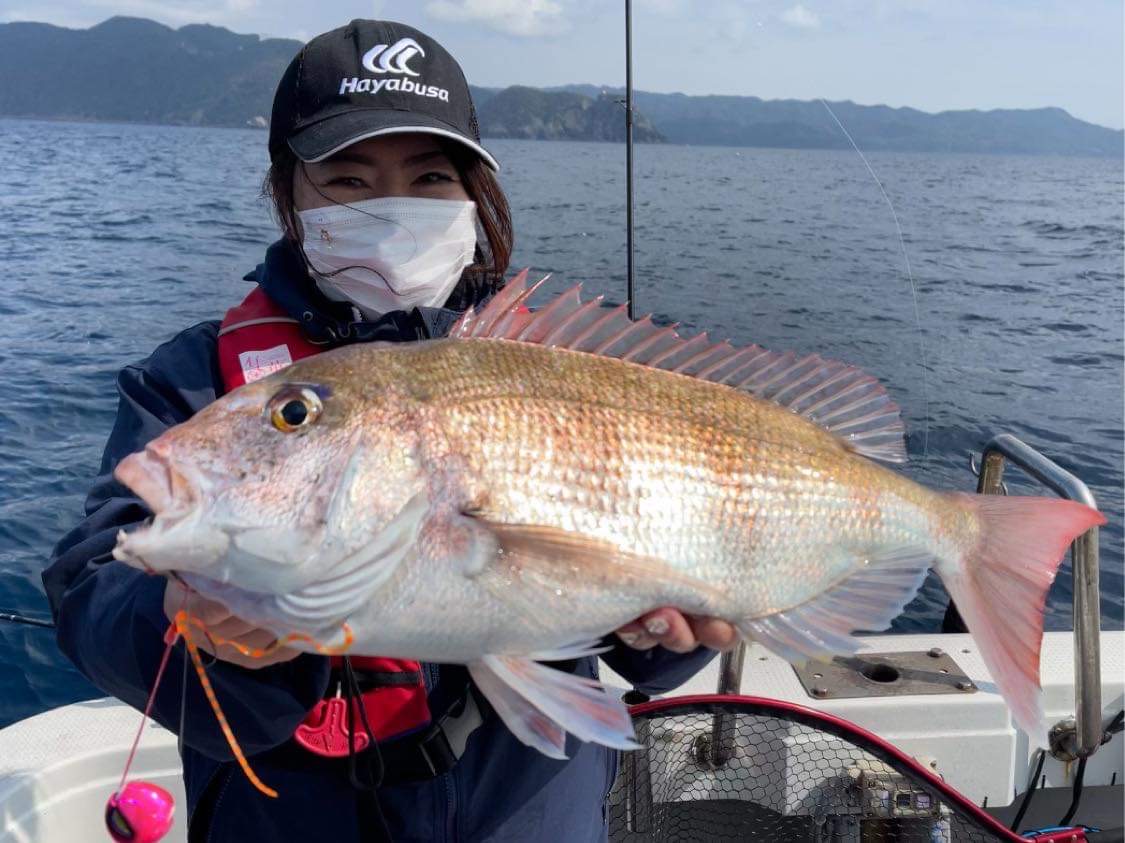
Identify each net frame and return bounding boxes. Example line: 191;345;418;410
607;693;1032;842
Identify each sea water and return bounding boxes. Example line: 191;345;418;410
0;118;1120;726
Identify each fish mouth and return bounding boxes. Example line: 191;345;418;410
114;447;197;519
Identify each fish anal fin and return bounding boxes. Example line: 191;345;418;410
740;546;932;664
468;656;569;758
468;654;638;758
450;273;907;464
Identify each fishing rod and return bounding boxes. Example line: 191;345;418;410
624;0;636;320
0;610;55;629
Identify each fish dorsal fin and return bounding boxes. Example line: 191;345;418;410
451;273;907;464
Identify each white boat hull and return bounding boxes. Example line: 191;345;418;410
1;630;1121;843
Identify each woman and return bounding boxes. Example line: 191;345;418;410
44;19;736;842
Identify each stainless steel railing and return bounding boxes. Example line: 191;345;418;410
707;645;746;766
974;433;1103;759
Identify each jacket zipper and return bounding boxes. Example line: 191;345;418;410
200;766;236;843
445;769;458;842
422;662;457;843
602;746;619;830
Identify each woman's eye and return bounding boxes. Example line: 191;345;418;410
417;171;455;184
326;176;366;189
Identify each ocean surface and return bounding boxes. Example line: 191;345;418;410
0;118;1121;728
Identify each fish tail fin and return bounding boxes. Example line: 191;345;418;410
937;493;1105;746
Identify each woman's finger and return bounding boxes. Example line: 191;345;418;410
187;595;234;628
618;610;743;654
687;616;741;651
615;621;659;650
205;616;259;642
635;608;698;653
211;625;281;657
228;627;283;654
217;643;302;670
163;579;231;628
204;626;302;669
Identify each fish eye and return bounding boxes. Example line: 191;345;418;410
280;400;307;426
267;386;323;433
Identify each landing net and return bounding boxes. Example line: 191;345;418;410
607;695;1018;842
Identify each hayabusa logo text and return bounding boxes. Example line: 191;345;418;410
339;76;450;102
342;37;450;102
362;38;424;76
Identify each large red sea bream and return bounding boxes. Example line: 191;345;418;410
113;273;1105;757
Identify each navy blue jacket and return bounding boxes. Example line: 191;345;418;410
43;240;717;843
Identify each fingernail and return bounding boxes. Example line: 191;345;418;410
618;631;640;645
644;616;670;636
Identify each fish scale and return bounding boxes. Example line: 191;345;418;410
413;347;910;607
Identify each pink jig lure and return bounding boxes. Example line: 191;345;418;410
105;781;175;843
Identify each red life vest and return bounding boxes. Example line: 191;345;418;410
218;285;431;755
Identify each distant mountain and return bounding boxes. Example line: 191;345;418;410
0;17;297;126
1;17;1120;156
0;18;664;143
472;85;663;143
553;85;1122;157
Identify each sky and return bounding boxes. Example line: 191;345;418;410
1;0;1122;130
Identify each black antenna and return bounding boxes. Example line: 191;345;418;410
624;0;636;319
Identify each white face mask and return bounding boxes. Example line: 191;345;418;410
297;197;478;318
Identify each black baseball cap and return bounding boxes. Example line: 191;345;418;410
269;20;499;171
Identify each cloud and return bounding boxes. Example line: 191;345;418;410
424;0;568;37
780;3;820;28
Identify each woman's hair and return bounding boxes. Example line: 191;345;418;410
263;139;514;308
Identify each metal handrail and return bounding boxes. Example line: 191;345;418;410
712;432;1104;759
707;646;746;766
975;433;1103;758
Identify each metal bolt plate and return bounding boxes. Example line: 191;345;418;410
793;651;978;700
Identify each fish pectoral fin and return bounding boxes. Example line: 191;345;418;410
739;546;933;664
468;653;639;759
470;519;728;611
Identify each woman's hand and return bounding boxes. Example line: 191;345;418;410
615;608;740;654
162;578;302;670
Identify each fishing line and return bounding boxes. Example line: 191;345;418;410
117;612;183;793
818;99;931;463
177;645;187;761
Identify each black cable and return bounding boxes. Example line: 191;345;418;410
342;656;393;842
1054;709;1125;830
1105;710;1123;736
1010;709;1122;833
1059;756;1088;827
1010;748;1046;832
0;611;55;629
343;657;385;789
